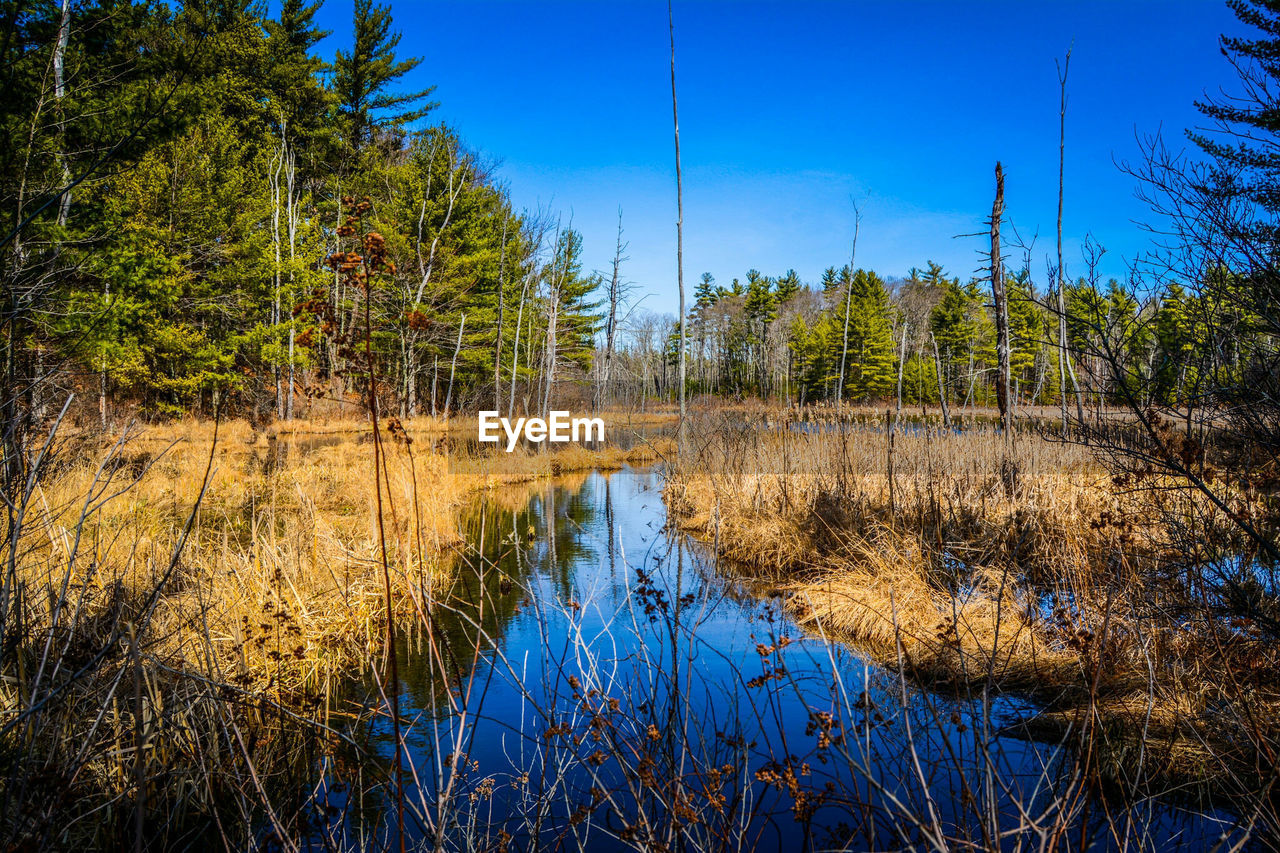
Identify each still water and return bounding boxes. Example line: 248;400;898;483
303;465;1252;851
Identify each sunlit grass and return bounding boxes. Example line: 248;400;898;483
665;412;1279;789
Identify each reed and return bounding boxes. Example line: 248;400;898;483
664;410;1280;794
0;414;661;848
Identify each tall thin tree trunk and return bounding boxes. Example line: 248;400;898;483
509;274;529;420
837;202;862;407
990;162;1012;438
100;287;107;429
964;346;976;410
932;332;952;429
285;142;297;420
431;357;438;418
443;314;465;420
895;322;908;417
542;288;558;417
494;220;507;411
54;0;72;228
50;0;79;424
669;0;687;447
1056;49;1080;436
407;353;417;416
332;188;345;409
400;336;412;417
271;134;284;419
600;209;626;411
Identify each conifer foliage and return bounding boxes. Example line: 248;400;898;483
1;0;599;424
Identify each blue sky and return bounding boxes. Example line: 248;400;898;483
309;1;1249;315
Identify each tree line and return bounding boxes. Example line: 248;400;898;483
2;0;604;431
2;0;1272;432
606;257;1211;415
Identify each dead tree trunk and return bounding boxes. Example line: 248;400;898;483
54;0;71;228
599;209;628;411
895;321;908;417
669;0;687;448
509;272;530;419
837;202;862;408
1056;49;1083;435
494;220;507;412
542;283;559;417
285;144;297;420
990;162;1013;438
270;134;284;419
931;331;952;429
443;315;464;420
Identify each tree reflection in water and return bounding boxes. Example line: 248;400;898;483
303;466;1251;852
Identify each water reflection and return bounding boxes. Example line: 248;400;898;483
303;467;1254;852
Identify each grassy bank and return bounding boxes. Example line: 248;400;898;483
664;412;1278;792
0;413;671;848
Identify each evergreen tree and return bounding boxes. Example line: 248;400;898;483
775;269;801;303
545;229;602;373
930;277;993;404
694;272;719;312
743;270;776;327
265;0;332;147
820;266;840;299
1152;283;1194;404
840;269;896;400
1190;0;1280;231
332;0;437;148
1007;268;1044;394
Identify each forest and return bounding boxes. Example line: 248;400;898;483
4;0;1280;851
0;0;1223;427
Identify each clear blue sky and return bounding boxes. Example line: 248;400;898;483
309;1;1248;315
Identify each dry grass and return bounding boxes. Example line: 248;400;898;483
790;542;1079;691
24;419;453;693
8;406;1273;845
666;420;1106;688
23;416;669;691
665;411;1280;790
0;413;665;846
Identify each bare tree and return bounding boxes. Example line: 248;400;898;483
285;141;298;420
507;212;553;419
669;0;686;445
837;200;863;407
598;208;630;410
443;314;465;420
1055;48;1085;433
989;163;1012;438
509;270;531;419
405;135;465;415
931;331;952;429
53;0;71;229
269;130;286;419
493;219;508;411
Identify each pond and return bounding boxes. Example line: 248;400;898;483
298;465;1252;851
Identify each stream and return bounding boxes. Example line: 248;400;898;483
299;464;1252;851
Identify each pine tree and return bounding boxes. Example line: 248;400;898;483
775;269;801;303
1191;0;1280;223
930;277;993;405
1152;283;1195;404
820;266;840;297
332;0;437;148
839;269;896;401
546;229;603;374
265;0;332;146
1007;268;1044;395
693;272;718;314
743;270;776;326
